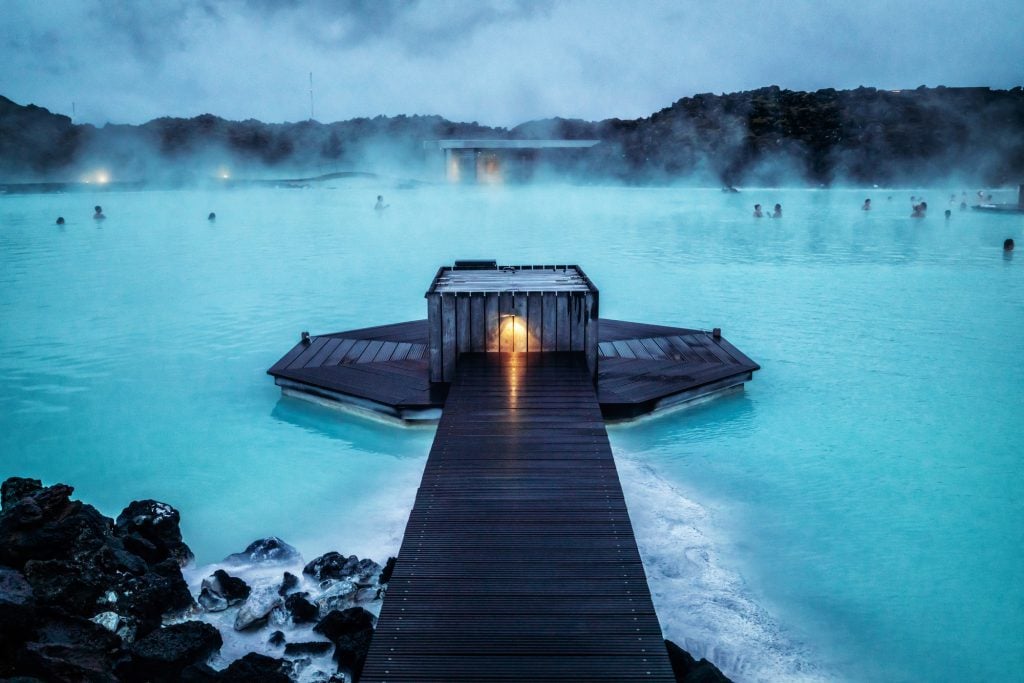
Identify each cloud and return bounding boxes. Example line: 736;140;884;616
1;0;1021;127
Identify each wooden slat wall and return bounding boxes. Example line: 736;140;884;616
513;294;528;351
428;297;443;382
470;295;485;352
441;293;457;383
456;294;471;355
555;294;570;351
542;292;557;350
498;292;514;355
428;291;599;382
485;295;499;352
584;292;599;382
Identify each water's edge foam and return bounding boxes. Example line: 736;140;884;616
614;451;831;683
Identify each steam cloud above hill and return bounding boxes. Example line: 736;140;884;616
1;0;1022;127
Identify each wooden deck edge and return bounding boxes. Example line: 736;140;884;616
276;378;443;425
601;372;752;422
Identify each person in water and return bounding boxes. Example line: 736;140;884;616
911;201;927;218
374;195;389;210
771;203;782;218
56;216;65;225
208;212;216;221
752;204;763;217
93;205;105;220
944;209;952;220
862;198;871;211
1005;238;1015;252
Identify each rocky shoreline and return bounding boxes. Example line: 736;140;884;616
0;477;730;682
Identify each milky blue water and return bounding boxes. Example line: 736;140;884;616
1;184;1021;682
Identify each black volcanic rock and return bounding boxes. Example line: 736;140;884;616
181;653;292;683
0;483;112;569
17;609;122;683
314;607;375;643
22;559;106;616
122;621;222;681
224;537;300;565
0;567;36;675
665;639;732;683
1;476;43;510
214;569;251;603
284;640;333;656
115;499;194;567
302;551;353;581
283;592;319;624
199;568;251;611
0;477;194;644
314;607;375;678
198;587;228;612
116;558;194;637
379;556;396;585
304;552;380;585
0;477;403;683
217;652;291;682
278;571;299;595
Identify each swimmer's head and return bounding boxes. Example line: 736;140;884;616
944;209;951;218
94;205;102;213
56;216;65;225
1005;238;1015;251
377;195;383;201
754;204;761;210
208;212;216;220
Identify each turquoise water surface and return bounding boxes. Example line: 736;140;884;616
1;184;1021;681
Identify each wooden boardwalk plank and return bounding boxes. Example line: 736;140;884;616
287;336;329;369
362;353;673;682
307;337;342;368
325;338;357;366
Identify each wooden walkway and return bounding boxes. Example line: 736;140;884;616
361;352;674;682
268;319;758;421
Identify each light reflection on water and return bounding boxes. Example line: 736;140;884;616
1;184;1022;682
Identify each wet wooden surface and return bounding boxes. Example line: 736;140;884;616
360;352;674;682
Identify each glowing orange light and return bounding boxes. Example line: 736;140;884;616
498;314;538;352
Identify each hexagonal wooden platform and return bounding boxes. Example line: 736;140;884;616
267;318;759;422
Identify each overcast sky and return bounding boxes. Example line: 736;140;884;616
2;0;1022;128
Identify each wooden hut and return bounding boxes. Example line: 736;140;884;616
425;261;599;383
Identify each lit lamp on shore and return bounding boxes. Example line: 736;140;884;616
82;169;110;185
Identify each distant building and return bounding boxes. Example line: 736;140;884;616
423;139;600;183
